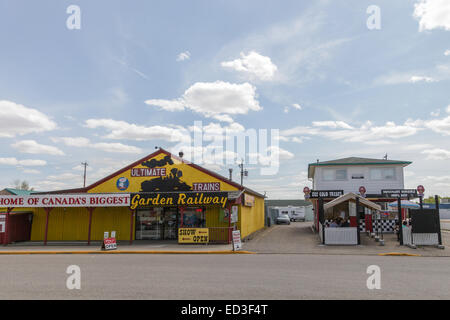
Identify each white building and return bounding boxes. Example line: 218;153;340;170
308;157;412;196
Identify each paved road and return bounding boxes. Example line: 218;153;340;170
1;254;450;299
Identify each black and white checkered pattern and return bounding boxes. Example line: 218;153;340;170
372;219;397;233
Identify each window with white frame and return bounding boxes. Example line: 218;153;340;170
323;169;347;181
370;167;396;180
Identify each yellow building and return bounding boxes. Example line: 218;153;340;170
2;149;265;244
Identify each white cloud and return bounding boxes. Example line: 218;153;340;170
414;0;450;31
312;121;353;129
53;136;143;154
422;148;450;160
145;81;262;119
0;100;57;138
176;51;191;62
0;158;46;166
221;51;278;81
430;109;440;117
409;76;437;83
282;120;421;143
51;137;90;147
445;50;450;56
284;103;302;113
11;140;64;156
421;116;450;135
21;169;41;174
85;119;188;142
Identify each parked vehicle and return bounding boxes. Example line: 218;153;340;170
289;208;305;222
276;213;291;225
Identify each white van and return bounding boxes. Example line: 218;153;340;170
289;207;305;222
272;206;305;222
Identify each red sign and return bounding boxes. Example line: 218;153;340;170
359;186;366;195
417;185;425;195
303;187;311;194
102;237;117;250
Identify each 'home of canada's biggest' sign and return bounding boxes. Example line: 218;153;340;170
0;194;130;208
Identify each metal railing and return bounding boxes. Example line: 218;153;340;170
208;227;233;244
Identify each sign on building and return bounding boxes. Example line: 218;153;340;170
178;228;209;244
381;189;417;198
309;190;344;199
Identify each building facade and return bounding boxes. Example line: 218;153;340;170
306;157;414;232
1;149;265;244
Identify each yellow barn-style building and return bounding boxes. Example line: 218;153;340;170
1;149;265;244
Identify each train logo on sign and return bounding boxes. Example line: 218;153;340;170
116;177;129;191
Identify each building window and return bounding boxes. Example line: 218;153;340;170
323;169;347;181
370;168;396;180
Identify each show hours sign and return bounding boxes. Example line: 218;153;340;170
178;228;209;244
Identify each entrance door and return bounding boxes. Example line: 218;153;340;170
135;208;163;240
163;208;178;240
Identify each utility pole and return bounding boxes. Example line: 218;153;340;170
238;160;248;186
81;161;88;187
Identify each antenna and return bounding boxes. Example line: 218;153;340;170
81;161;88;187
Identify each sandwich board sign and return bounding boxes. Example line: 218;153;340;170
102;231;117;250
232;230;242;251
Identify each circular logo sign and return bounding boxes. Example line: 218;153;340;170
359;186;366;195
116;177;129;191
303;186;311;194
417;185;425;195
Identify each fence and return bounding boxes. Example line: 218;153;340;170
324;227;358;245
208;227;233;244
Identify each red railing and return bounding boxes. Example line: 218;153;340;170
208;227;233;244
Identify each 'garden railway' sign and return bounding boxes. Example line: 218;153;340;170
130;192;228;209
0;194;130;208
309;190;344;199
178;228;209;244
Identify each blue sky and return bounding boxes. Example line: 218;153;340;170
0;0;449;198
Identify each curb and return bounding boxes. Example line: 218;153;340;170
0;250;256;255
378;252;421;257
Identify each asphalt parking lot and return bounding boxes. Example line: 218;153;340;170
243;222;450;256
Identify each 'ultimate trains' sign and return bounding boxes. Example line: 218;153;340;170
0;194;130;208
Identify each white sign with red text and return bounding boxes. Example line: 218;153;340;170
232;230;242;251
0;194;130;208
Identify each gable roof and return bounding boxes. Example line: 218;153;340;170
323;192;381;212
308;157;412;179
37;148;265;198
2;188;35;196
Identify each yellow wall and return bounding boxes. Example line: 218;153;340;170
239;194;265;239
30;207;132;241
3;152;265;242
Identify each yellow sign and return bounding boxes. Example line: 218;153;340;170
88;151;239;194
244;194;255;207
178;228;209;244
